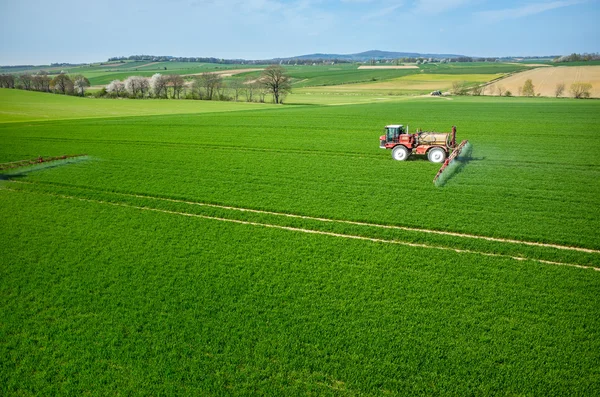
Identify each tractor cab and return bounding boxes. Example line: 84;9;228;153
380;124;409;148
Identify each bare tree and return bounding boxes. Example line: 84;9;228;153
191;77;205;99
259;65;291;104
471;84;484;96
19;73;33;90
496;85;505;96
51;73;73;94
230;78;244;101
555;82;565;98
258;86;268;103
451;81;469;95
244;77;256;102
570;82;592;98
138;78;150;97
217;80;228;100
517;86;523;96
106;79;125;97
150;73;168;98
522;79;535;96
73;75;90;96
168;74;185;99
199;72;222;100
32;72;51;92
0;74;16;88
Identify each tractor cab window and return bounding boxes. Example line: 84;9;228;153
385;126;404;141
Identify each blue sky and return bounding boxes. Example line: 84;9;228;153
0;0;598;65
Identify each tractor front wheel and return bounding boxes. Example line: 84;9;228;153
392;146;410;161
428;148;447;163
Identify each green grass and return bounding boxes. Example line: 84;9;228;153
0;89;272;122
1;90;599;395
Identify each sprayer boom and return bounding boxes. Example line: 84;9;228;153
433;140;469;184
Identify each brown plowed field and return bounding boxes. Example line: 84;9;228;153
486;66;600;97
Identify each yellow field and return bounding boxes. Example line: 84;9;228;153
298;73;502;94
486;66;600;97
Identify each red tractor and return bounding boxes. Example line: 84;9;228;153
379;125;458;163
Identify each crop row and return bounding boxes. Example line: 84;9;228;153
1;98;599;249
5;180;599;268
2;187;599;395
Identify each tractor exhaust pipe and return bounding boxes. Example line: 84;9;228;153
451;126;456;147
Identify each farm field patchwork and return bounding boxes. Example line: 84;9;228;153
1;90;599;394
292;73;503;96
487;65;600;97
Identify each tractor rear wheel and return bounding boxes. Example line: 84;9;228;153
428;147;446;163
392;146;410;161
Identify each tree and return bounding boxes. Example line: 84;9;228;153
522;79;535;96
150;73;168;98
32;72;51;92
106;79;125;97
19;73;33;90
51;73;73;94
138;78;150;97
0;74;16;88
124;76;147;97
496;85;505;96
555;82;565;98
570;82;592;99
230;78;244;101
73;75;90;96
167;74;185;99
471;84;485;96
259;65;291;104
199;72;222;100
191;77;204;99
450;81;469;95
244;77;256;102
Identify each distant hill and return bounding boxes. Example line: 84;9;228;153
285;50;466;61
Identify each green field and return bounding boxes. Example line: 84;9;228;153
1;89;599;395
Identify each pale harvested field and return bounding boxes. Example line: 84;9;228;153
303;74;501;93
358;65;419;69
486;66;600;97
183;68;263;77
506;62;552;67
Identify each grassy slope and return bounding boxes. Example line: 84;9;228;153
0;89;271;123
1;92;599;395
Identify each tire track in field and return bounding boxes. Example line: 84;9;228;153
8;180;600;255
2;187;598;272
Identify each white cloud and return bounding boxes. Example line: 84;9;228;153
475;0;585;22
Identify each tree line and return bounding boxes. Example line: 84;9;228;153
0;72;90;95
553;53;600;63
0;65;291;103
101;65;291;103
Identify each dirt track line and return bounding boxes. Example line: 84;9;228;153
2;187;598;272
7;180;599;255
119;191;600;255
